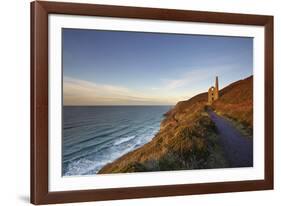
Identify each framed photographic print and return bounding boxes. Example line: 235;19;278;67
30;1;274;204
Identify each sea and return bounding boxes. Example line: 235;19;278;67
63;106;172;176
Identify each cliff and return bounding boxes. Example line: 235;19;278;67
98;76;253;174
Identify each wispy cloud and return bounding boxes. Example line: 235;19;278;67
161;65;233;90
64;77;131;96
63;64;235;105
63;77;184;105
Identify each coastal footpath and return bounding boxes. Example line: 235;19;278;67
98;76;253;173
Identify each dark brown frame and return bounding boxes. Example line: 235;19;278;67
31;0;274;204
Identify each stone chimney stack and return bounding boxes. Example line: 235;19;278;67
215;76;219;91
207;76;220;105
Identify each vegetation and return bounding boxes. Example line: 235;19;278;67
212;76;253;136
98;76;253;174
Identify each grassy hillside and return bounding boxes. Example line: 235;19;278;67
98;76;253;174
213;76;253;135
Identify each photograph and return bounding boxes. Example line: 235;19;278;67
29;1;274;204
62;28;253;176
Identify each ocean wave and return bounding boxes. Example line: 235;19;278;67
64;125;130;149
63;123;153;159
64;158;105;175
65;141;139;175
63;127;160;175
63;106;171;176
113;135;136;146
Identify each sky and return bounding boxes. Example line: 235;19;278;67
63;28;253;106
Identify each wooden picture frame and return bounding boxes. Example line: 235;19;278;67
31;1;274;204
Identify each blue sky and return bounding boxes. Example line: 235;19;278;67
63;28;253;105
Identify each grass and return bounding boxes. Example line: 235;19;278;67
213;76;253;137
99;107;229;173
98;76;253;174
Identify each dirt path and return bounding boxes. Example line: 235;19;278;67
208;110;253;168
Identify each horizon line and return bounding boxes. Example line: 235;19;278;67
63;75;253;107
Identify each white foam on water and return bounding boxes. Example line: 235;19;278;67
113;135;136;146
65;143;137;175
64;126;162;176
63;106;171;176
64;159;102;175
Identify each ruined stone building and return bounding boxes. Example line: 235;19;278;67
208;76;219;104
